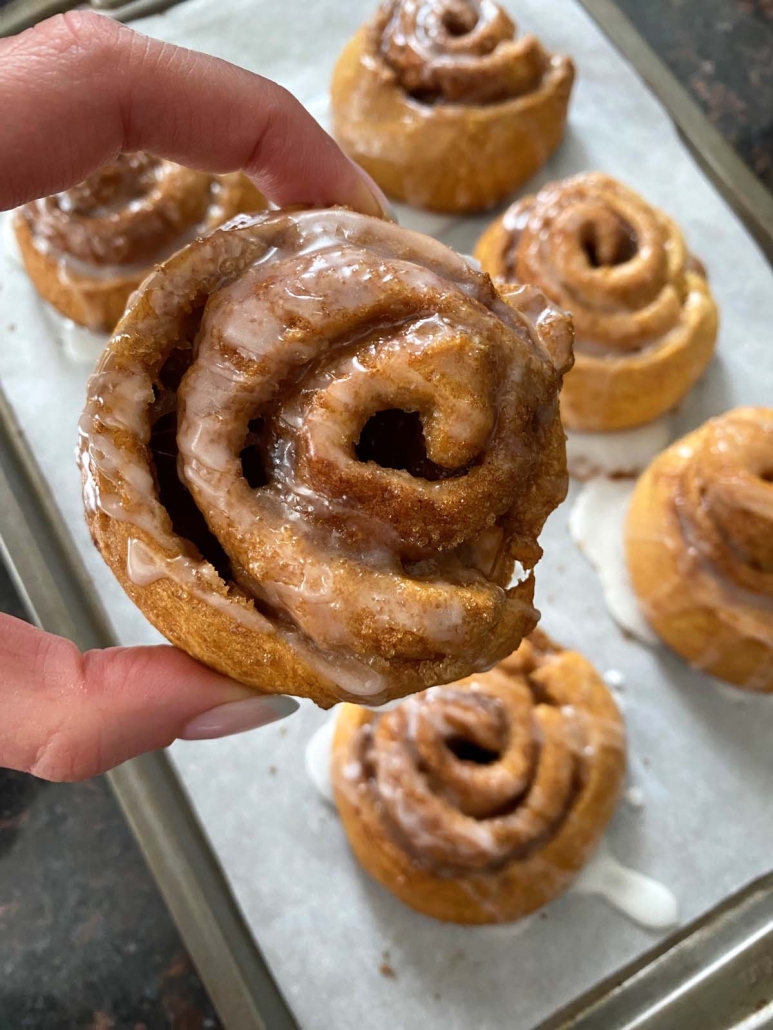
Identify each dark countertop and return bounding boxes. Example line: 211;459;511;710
0;3;770;1028
615;0;773;191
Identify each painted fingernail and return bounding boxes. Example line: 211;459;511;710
180;695;299;741
349;160;398;222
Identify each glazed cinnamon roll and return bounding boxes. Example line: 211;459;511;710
626;408;773;692
79;208;573;707
331;0;574;213
475;173;719;430
331;630;625;922
14;153;265;333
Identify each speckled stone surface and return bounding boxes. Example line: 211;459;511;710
0;561;221;1029
0;2;769;1027
615;0;773;191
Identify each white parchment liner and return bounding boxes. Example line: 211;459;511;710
0;1;771;1028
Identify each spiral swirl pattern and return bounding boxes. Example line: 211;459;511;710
332;631;625;921
678;409;773;590
377;0;548;104
627;408;773;691
15;153;264;331
330;1;574;213
20;153;255;270
475;173;718;430
79;209;571;704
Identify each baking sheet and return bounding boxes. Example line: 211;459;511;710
0;0;772;1028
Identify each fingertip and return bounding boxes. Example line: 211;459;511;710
345;159;398;221
179;694;300;741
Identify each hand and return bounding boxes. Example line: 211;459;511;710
0;11;389;781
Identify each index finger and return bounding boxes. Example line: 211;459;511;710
0;11;387;216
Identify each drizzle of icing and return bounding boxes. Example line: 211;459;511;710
306;715;675;931
569;479;657;645
124;538;389;698
2;211;21;266
126;537;274;633
570;843;678;930
566;416;673;480
79;208;568;700
304;712;338;805
603;668;626;688
625;785;645;808
41;305;108;365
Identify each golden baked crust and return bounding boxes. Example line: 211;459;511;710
14;153;265;333
79;208;573;707
626;408;773;692
475;172;719;431
331;629;625;923
331;1;574;214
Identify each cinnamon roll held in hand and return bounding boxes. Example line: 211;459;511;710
14;153;265;332
475;173;719;430
331;629;625;922
331;0;574;213
627;408;773;692
79;208;573;706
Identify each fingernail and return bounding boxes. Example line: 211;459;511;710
348;159;398;222
180;695;299;741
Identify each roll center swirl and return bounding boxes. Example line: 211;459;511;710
678;410;773;586
79;208;571;700
352;640;608;874
27;153;219;268
377;0;547;104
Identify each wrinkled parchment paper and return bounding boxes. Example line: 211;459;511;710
1;1;771;1027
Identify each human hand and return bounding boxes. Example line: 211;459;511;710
0;11;389;780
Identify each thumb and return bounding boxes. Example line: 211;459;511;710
1;615;298;782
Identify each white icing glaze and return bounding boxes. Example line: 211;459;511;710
305;714;675;931
124;537;388;698
508;560;530;587
569;479;657;645
304;712;339;805
2;211;22;266
565;416;673;480
625;785;645;808
570;843;678;930
41;305;108;365
4;211;112;362
126;537;275;633
79;208;564;701
603;668;626;688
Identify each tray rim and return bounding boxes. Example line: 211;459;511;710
0;2;771;1028
0;388;299;1030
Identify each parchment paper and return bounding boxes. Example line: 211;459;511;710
1;1;772;1028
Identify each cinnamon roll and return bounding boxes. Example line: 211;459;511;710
14;153;265;333
626;408;773;692
331;629;625;922
331;0;574;213
475;173;719;430
79;208;573;707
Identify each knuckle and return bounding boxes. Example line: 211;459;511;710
29;719;103;783
28;10;124;61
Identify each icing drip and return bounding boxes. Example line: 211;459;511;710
305;712;338;805
569;479;657;644
307;703;673;931
625;785;645;808
565;416;673;480
571;843;678;930
41;306;108;365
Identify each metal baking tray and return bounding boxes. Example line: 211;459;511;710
0;0;187;33
1;2;772;1027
